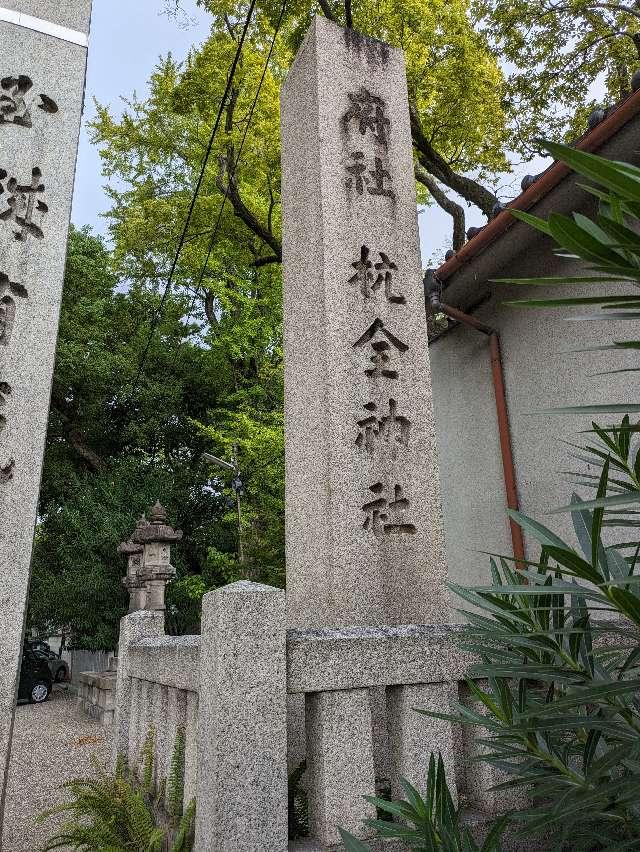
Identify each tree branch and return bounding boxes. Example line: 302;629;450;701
317;0;339;23
204;290;220;326
253;254;281;267
415;165;466;251
409;103;498;217
68;430;102;472
216;155;282;262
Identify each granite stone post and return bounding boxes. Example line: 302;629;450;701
305;688;377;846
183;690;199;810
280;16;448;629
111;611;164;769
194;581;287;852
0;0;92;825
387;682;457;804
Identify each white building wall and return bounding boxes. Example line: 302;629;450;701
430;256;640;605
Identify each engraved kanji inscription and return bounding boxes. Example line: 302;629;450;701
353;318;408;381
345;152;394;199
342;87;390;148
0;75;58;127
368;157;394;198
0;271;28;347
362;482;416;538
0;379;13;480
355;398;410;455
349;245;404;304
0;167;48;240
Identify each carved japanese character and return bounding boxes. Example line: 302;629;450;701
0;75;58;127
343;87;390;147
349;246;404;304
353;318;408;381
0;271;28;347
345;151;368;194
368;157;394;198
0;167;48;240
355;398;410;455
362;482;416;538
345;152;394;200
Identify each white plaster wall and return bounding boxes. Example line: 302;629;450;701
430;251;640;602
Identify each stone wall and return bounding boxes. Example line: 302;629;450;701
64;649;115;690
111;585;522;852
77;671;116;729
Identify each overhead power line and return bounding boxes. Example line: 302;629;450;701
129;0;258;397
194;0;287;297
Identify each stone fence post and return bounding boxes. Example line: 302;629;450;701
194;581;288;852
111;610;165;768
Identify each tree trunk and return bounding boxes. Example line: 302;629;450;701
415;165;466;251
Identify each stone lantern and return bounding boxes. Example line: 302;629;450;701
118;502;183;613
117;536;145;612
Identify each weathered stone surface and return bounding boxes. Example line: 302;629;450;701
128;634;200;691
281;16;448;629
111;611;164;768
183;690;198;811
305;688;376;846
0;0;91;829
0;0;92;32
77;670;116;729
287;623;470;692
194;581;287;852
387;682;457;804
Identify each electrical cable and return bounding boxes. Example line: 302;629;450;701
129;0;258;397
194;0;287;296
186;0;287;329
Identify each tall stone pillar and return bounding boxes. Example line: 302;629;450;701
280;16;448;628
0;1;92;822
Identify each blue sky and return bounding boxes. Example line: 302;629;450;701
72;0;547;267
71;0;211;232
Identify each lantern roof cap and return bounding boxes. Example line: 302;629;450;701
131;502;183;544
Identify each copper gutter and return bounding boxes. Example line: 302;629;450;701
427;291;526;567
436;87;640;284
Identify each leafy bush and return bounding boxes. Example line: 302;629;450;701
439;144;640;849
338;754;506;852
342;145;640;851
38;729;195;851
445;485;640;847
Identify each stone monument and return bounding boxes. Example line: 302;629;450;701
0;0;92;825
281;16;449;629
118;502;183;613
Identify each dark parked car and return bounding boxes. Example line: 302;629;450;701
18;644;52;703
29;642;69;683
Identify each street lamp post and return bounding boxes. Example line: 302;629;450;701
203;449;245;567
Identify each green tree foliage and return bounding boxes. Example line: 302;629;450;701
477;0;640;147
99;0;507;273
29;226;285;649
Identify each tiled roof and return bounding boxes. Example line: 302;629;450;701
435;87;640;284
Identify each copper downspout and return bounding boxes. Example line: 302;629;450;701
426;292;526;567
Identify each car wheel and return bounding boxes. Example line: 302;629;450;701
30;681;50;703
54;666;68;683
